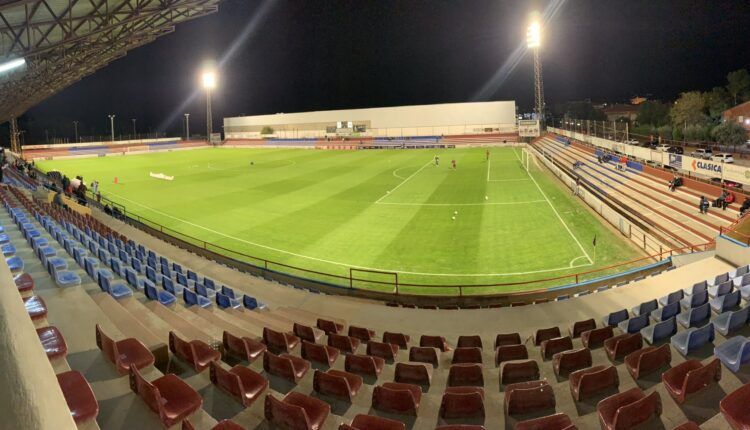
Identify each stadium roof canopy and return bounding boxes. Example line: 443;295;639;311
0;0;222;124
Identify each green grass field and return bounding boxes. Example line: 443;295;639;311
38;146;642;295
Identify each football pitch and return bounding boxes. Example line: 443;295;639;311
37;146;642;295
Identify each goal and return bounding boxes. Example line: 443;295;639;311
520;147;532;171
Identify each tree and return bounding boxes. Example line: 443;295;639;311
670;91;707;126
712;121;748;146
727;69;750;105
555;101;606;121
636;101;670;126
704;87;731;121
260;126;274;135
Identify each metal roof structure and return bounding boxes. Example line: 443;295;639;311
0;0;222;126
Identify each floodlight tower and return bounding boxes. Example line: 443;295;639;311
527;15;545;128
202;70;216;144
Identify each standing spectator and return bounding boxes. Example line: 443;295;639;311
91;180;99;195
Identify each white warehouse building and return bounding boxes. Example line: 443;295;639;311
223;101;517;139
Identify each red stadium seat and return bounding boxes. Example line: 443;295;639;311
301;340;340;367
569;318;596;338
452;347;482;364
367;340;399;361
603;333;642;361
317;318;344;335
265;391;330;430
569;365;619;401
345;354;385;377
409;346;439;366
440;386;485;418
294;322;324;343
14;272;34;293
263;351;310;383
129;366;202;428
168;331;220;373
534;327;561;346
23;295;47;321
420;335;450;351
448;363;484;387
504;380;556;416
383;332;410;349
209;361;268;407
313;369;363;401
625;344;671;380
515;413;577;430
57;370;98;424
720;382;750;430
553;347;592;377
496;332;522;348
36;325;67;360
457;335;483;349
597;387;661;430
339;414;405;430
223;331;266;363
661;358;721;404
540;336;573;360
328;333;360;353
96;324;154;375
501;359;540;385
372;382;422;415
394;362;432;386
348;326;376;343
496;344;528;367
263;327;300;353
581;326;615;349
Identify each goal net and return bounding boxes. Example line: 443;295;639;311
520;147;532;172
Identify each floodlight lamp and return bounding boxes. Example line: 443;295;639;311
0;57;26;74
527;21;541;48
202;71;216;89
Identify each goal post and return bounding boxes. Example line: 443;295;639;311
520;147;531;172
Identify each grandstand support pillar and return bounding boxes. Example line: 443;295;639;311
9;117;20;153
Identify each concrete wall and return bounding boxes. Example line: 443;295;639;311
0;260;77;429
224;101;517;139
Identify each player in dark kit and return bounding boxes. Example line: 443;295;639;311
486;149;490;161
451;159;457;170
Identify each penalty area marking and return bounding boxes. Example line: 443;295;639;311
486;159;531;182
513;148;594;265
376;200;546;207
104;190;591;277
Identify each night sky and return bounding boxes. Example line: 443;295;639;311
21;0;750;142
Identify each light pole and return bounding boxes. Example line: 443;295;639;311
132;119;137;138
73;121;79;143
184;113;190;140
527;14;545;128
108;115;115;142
202;70;216;144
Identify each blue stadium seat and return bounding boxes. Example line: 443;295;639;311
731;265;749;278
681;290;708;310
216;293;240;309
683;280;708;297
110;259;124;277
602;309;628;327
710;290;741;314
172;262;183;274
708;281;733;299
740;285;750;301
124;267;146;290
184;288;211;308
733;274;750;288
714;336;750;373
204;278;216;290
242;294;266;311
713;306;750;336
0;233;10;244
221;285;235;299
671;322;714;356
50;263;81;287
658;289;684;307
2;243;16;256
677;302;711;328
641;316;677;344
650;301;681;323
709;272;730;287
131;257;144;274
144;280;176;306
6;255;23;272
98;275;132;300
176;272;188;287
618;313;649;334
631;299;658;317
162;277;183;296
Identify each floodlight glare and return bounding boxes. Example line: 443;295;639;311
526;21;541;49
202;71;216;89
0;57;26;74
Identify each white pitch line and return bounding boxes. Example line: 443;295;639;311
376;200;546;207
513;148;594;265
104;190;589;277
376;159;433;204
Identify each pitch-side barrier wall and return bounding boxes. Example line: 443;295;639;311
549;127;750;185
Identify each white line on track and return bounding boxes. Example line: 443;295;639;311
376;200;546;207
513;147;593;265
104;190;590;277
376;159;433;204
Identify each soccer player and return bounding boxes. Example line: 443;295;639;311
451;159;456;170
434;155;440;166
486;149;490;161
